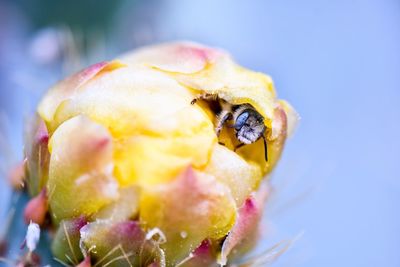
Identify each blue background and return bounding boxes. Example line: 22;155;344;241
0;0;399;266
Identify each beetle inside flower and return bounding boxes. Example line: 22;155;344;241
23;42;298;267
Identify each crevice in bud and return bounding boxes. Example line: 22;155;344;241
76;256;91;267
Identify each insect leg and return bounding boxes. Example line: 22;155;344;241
190;93;218;105
215;110;232;137
262;135;268;162
234;143;245;151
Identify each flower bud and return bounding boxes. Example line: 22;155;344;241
23;189;48;226
24;42;297;266
51;216;87;265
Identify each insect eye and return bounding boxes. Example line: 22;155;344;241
235;111;249;130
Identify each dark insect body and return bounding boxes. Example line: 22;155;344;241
191;94;268;161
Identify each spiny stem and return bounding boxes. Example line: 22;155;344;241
54;256;71;267
118;245;132;267
63;222;78;264
93;244;122;267
102;252;134;267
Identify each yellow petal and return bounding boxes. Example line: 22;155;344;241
113;120;215;186
172;58;278;129
47;115;118;223
38;61;125;124
204;144;262;207
49;65;200;137
93;186;140;223
122;42;278;132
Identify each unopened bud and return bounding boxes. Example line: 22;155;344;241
24;189;48;226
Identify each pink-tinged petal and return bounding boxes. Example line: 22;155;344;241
270;104;288;140
47;115;118;223
122;42;224;74
23;188;48;226
267;107;288;172
177;240;218;267
140;166;236;266
24;115;50;196
218;183;270;266
279;100;299;138
80;221;164;267
193;240;214;258
51;216;87;265
76;256;91;267
38;61;125;123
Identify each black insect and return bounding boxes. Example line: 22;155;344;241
191;94;268;161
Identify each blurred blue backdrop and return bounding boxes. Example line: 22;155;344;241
0;0;399;266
